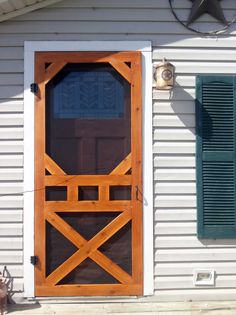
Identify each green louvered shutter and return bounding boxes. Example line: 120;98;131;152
196;76;236;238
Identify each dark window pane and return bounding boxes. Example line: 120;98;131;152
46;186;67;201
46;221;77;277
52;66;124;119
78;186;98;201
110;186;132;200
46;63;131;175
99;222;132;275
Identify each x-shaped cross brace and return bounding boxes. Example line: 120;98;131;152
45;209;133;286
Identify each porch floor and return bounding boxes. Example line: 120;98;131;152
8;301;236;315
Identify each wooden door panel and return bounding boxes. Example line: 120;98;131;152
35;51;142;296
49;136;130;176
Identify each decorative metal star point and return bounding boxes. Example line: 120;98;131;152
187;0;227;25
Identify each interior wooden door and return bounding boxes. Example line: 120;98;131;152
34;52;142;296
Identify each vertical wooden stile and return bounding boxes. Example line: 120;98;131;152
35;54;46;287
131;52;143;286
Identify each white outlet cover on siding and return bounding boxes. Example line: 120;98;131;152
193;269;215;286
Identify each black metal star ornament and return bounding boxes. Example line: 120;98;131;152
187;0;227;25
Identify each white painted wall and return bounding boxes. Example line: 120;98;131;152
1;0;236;302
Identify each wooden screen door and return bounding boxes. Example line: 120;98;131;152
34;51;142;296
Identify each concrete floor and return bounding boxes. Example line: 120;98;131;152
7;301;236;315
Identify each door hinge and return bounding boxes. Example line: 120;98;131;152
30;83;39;94
30;256;39;266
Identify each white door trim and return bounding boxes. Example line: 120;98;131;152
23;41;153;297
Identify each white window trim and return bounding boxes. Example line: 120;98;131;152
24;41;153;297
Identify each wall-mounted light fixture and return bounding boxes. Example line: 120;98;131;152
154;58;175;90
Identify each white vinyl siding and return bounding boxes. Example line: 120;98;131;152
0;0;236;302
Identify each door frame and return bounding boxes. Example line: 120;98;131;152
24;41;153;298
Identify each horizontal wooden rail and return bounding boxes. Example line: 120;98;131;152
36;284;142;296
45;175;132;186
36;52;137;63
45;201;132;212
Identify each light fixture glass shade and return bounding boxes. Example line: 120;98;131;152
155;59;174;90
